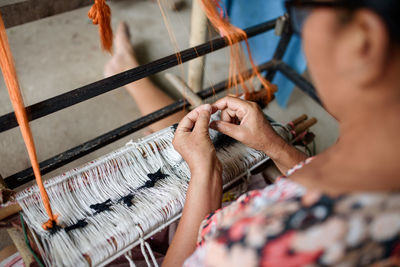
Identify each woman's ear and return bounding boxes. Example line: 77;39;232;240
334;9;390;87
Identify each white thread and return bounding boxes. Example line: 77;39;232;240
124;251;136;267
135;226;151;267
135;225;159;267
16;115;291;266
144;241;159;267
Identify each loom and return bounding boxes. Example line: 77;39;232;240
0;7;320;266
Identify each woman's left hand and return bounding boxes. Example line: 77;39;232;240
165;105;222;267
173;104;221;176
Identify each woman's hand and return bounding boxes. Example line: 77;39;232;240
210;96;307;173
210;96;285;157
173;104;221;176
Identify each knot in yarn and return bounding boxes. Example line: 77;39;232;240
42;214;60;232
65;219;88;233
119;193;135;207
90;199;112;214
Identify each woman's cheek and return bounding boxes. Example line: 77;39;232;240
303;10;339;104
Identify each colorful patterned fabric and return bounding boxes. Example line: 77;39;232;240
184;158;400;266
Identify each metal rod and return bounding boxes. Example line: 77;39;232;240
265;32;292;81
4;61;276;189
265;15;292;82
0;19;277;133
275;61;321;104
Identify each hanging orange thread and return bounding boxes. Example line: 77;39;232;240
88;0;113;53
0;13;58;230
198;0;277;103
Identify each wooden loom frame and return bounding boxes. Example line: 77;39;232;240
0;15;319;190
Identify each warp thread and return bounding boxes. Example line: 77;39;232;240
16;115;290;265
63;169;169;232
213;132;237;149
198;0;277;103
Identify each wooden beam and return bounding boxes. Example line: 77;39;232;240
6;228;34;266
187;0;208;92
165;72;203;107
0;174;32;266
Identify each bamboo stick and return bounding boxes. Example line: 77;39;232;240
294;118;318;134
165;73;203;107
187;0;208;92
6;228;34;266
291;114;308;126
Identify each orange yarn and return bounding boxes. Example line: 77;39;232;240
88;0;113;53
0;13;58;230
198;0;277;103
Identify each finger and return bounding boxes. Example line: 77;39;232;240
176;104;212;133
209;120;242;140
194;110;211;133
212;96;249;120
176;112;196;133
212;96;248;111
221;109;231;122
211;105;219;114
221;108;238;123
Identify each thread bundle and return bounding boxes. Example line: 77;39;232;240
198;0;277;102
88;0;113;53
0;12;58;230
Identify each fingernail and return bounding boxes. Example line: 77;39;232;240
203;104;212;113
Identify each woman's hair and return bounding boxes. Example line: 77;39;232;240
365;0;400;43
345;0;400;43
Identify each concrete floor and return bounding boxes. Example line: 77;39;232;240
0;0;338;251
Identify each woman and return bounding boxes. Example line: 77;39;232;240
163;0;400;266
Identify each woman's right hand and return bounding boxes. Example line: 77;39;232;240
210;96;287;159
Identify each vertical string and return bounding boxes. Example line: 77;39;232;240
156;0;183;68
198;0;277;103
124;251;137;267
0;12;57;230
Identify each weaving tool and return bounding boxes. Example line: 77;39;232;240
17;112;292;267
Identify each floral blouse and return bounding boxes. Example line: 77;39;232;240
184;158;400;266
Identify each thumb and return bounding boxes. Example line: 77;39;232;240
210;120;242;140
194;110;211;133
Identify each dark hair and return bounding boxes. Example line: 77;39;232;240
346;0;400;43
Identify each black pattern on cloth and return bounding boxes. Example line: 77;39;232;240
63;169;170;233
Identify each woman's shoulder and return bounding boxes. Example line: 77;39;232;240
188;189;400;266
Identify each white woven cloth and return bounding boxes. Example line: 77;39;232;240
16;115;291;267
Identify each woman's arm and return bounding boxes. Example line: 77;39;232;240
163;166;221;266
210;96;307;174
264;135;308;174
163;104;222;267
